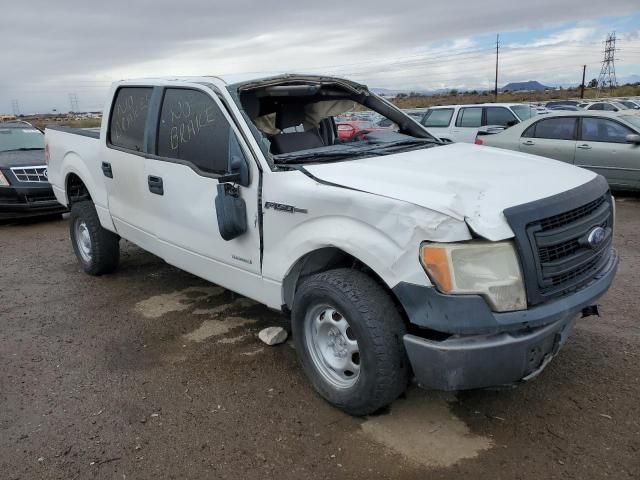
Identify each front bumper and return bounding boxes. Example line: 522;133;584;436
397;249;618;391
0;185;67;219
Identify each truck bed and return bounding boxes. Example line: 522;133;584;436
46;125;101;139
45;125;106;212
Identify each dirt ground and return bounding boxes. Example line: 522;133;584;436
1;198;639;480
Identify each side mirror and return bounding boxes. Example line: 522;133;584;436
215;183;247;241
626;134;640;146
217;155;250;187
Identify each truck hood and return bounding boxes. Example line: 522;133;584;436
303;143;597;240
0;149;46;168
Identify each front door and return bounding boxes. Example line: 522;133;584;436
575;117;640;189
143;86;264;299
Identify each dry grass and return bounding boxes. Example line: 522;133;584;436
391;85;640;109
28;117;102;131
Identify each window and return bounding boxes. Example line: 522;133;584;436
486;107;518;126
522;125;535;138
581;118;634;144
456;107;482;127
587;103;604;111
620;115;640;129
0;127;44;152
157;88;233;175
422;108;454;127
109;87;152;151
527;117;576;140
510;105;533;121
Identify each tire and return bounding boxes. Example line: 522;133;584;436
69;201;120;275
292;268;410;416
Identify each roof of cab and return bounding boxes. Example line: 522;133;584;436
113;73;368;90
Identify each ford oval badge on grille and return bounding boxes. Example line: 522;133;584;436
587;226;606;249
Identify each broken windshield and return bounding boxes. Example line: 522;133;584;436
236;78;439;165
273;133;438;165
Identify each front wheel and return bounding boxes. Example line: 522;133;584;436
292;269;410;416
69;201;120;275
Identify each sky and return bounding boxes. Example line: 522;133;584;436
1;1;639;114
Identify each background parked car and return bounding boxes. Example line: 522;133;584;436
618;100;640;110
586;101;630;112
0;121;67;219
336;120;391;140
547;105;583;111
546;100;583;109
419;103;535;143
476;111;640;191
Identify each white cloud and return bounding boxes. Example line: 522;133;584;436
1;1;639;113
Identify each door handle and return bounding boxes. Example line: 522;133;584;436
522;140;535;146
101;162;113;178
147;175;164;195
577;144;592;150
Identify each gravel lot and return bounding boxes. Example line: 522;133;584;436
1;198;639;480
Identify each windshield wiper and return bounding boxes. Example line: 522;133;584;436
274;149;372;165
273;138;438;165
3;147;44;152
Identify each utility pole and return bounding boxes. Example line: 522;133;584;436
597;32;618;96
580;65;586;99
11;99;20;116
494;34;500;102
68;93;79;113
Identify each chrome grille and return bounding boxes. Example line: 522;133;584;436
10;165;49;183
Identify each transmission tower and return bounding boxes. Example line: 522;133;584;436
68;93;79;113
11;99;20;116
597;32;618;96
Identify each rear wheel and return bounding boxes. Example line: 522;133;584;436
292;269;410;416
69;201;120;275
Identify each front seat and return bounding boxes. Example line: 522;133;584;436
270;106;325;154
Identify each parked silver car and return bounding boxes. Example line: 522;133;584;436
477;111;640;191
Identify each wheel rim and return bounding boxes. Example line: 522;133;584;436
74;218;92;263
304;304;361;389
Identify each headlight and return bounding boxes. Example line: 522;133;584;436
0;170;9;187
420;241;526;312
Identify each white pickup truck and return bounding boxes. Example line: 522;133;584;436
46;74;618;415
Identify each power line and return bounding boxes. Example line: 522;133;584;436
494;34;500;102
597;32;618;95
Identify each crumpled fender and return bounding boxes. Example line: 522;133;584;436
262;170;472;297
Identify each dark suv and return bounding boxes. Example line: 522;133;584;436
0;122;67;219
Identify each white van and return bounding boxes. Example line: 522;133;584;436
421;103;535;143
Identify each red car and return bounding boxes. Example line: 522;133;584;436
336;120;390;141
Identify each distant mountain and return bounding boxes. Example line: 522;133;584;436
501;81;550;92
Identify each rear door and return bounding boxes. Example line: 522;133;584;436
518;116;577;163
575;117;640;189
103;86;161;253
143;85;264;297
451;107;482;143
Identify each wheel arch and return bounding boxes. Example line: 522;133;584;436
62;155;115;232
65;171;92;205
281;247;411;326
